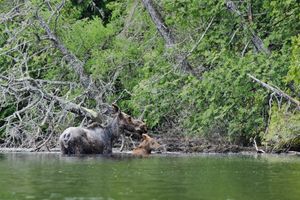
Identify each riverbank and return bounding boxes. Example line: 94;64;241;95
1;134;299;155
155;135;254;153
116;134;300;155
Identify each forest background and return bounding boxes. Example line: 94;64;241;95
0;0;299;152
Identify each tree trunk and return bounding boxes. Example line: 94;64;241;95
226;0;270;54
36;15;99;97
141;0;197;76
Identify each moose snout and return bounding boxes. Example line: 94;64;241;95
137;125;147;134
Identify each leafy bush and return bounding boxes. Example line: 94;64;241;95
264;105;300;151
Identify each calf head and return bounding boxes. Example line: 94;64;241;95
112;104;147;134
135;133;160;154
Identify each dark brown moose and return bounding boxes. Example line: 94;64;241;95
132;133;160;156
59;104;147;154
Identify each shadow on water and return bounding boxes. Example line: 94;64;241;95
0;152;300;200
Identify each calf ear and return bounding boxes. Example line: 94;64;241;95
112;103;120;114
142;133;150;140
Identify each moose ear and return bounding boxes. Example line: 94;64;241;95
112;103;120;114
142;133;149;140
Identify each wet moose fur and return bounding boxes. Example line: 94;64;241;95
59;104;147;155
132;134;160;156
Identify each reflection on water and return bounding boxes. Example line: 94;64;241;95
0;152;300;200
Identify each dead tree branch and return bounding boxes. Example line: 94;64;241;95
36;15;94;90
185;17;215;59
1;75;103;123
226;0;270;54
0;1;118;148
0;3;25;23
32;131;53;152
141;0;197;76
248;74;300;110
253;136;265;153
141;0;175;46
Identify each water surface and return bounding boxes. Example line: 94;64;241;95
0;153;300;200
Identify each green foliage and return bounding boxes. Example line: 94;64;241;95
264;105;300;151
286;35;300;94
1;0;299;146
128;51;283;144
62;17;114;60
128;70;183;129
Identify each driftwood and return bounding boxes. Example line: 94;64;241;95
248;74;300;110
253;136;265;154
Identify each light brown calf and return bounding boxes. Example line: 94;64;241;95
132;134;160;156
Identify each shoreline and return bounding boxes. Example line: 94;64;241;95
0;133;299;155
0;147;299;156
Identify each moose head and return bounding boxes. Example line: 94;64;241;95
111;103;147;136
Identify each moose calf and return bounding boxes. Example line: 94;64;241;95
132;134;160;156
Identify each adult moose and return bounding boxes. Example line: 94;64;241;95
59;104;147;154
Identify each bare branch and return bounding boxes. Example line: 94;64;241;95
36;16;92;88
185;17;215;59
241;40;251;56
1;74;103;123
32;131;53;152
253;136;265;153
141;0;175;46
248;74;300;110
226;0;270;54
119;0;139;37
0;3;25;23
4;95;42;122
0;75;77;86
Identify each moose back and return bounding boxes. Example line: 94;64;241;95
59;104;147;154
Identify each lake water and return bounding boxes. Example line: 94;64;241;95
0;153;300;200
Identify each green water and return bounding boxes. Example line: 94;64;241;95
0;153;300;200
